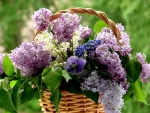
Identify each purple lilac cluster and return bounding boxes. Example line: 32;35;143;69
75;40;101;57
80;70;125;113
50;12;81;42
80;70;100;92
96;23;131;56
32;8;52;30
10;42;52;76
136;53;150;82
0;54;4;75
78;25;92;39
95;44;128;90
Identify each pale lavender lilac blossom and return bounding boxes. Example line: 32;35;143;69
136;53;150;82
80;70;125;113
32;8;52;30
65;56;86;75
11;42;52;76
0;54;4;75
95;44;128;90
50;12;81;42
78;25;92;39
96;23;131;56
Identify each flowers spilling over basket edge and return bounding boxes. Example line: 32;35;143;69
0;8;150;113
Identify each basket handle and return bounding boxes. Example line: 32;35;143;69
34;8;121;43
49;7;121;41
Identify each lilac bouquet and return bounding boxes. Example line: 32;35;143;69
0;8;150;113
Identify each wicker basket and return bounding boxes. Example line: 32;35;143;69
39;89;104;113
39;8;121;113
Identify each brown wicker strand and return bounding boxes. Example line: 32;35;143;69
49;7;121;42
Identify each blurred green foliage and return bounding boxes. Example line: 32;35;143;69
0;0;56;52
0;0;150;113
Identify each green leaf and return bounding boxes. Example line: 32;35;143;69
120;55;130;68
11;91;21;110
126;59;142;82
31;76;43;99
133;79;148;104
11;80;25;109
0;88;16;111
16;68;21;77
62;70;72;83
2;54;14;76
0;102;17;113
81;90;99;104
4;110;17;113
50;88;62;113
42;67;62;94
93;20;108;34
123;85;134;101
33;87;40;99
20;84;34;104
12;80;24;93
63;83;81;94
1;78;11;91
89;36;94;40
10;80;17;88
62;78;81;94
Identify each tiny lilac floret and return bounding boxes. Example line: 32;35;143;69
65;56;86;75
136;53;150;82
0;54;4;75
32;8;52;30
78;25;92;39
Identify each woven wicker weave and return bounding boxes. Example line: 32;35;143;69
39;89;105;113
39;7;121;113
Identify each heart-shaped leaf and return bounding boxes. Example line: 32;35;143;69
2;54;14;76
126;59;142;82
133;79;148;104
42;67;62;94
93;20;108;34
62;70;72;83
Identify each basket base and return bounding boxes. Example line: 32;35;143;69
39;90;105;113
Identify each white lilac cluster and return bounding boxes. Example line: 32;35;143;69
35;31;70;57
80;70;125;113
72;30;81;50
35;30;70;68
10;42;52;76
96;24;131;56
0;54;4;75
136;53;150;82
32;8;52;30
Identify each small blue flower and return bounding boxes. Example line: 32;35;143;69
75;45;86;57
85;40;101;54
74;40;101;57
65;56;86;75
